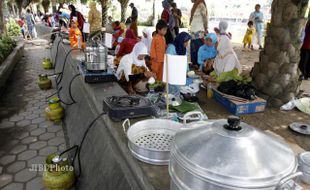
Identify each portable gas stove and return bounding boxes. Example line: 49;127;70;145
78;62;116;83
103;95;156;121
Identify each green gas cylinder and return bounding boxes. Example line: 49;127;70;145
45;97;64;122
43;154;75;190
37;74;52;90
42;58;53;70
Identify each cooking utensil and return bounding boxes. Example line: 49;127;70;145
169;116;300;190
289;122;310;135
84;46;108;72
123;118;183;165
168;94;182;107
102;95;155;121
298;152;310;184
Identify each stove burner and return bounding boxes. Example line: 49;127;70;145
103;95;156;121
109;96;141;107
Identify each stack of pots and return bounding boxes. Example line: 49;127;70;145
169;116;301;190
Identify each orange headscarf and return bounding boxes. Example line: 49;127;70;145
190;0;207;24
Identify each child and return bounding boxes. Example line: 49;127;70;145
69;20;85;49
114;37;124;55
150;20;168;81
112;21;124;48
197;33;217;73
243;21;255;50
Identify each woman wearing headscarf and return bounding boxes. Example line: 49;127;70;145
116;42;156;94
142;28;153;53
116;29;139;58
166;32;191;56
88;2;102;34
161;0;175;44
68;5;85;32
214;21;241;76
197;33;217;73
189;0;208;67
166;32;191;96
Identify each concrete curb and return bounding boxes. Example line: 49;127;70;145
0;42;25;96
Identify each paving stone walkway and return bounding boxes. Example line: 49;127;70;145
0;40;66;190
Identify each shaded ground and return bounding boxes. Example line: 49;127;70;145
0;40;66;190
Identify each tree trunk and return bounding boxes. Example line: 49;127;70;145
101;0;108;27
12;4;17;16
51;0;57;13
153;0;156;26
0;0;4;34
118;0;129;22
251;0;309;107
42;0;50;13
16;0;23;16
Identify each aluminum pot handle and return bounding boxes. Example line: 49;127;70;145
275;171;303;190
183;111;205;124
122;119;131;135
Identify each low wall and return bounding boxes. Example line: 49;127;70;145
51;36;170;190
0;42;24;96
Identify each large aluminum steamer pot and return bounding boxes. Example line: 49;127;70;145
123;118;184;165
169;116;301;190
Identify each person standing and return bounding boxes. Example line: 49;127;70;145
249;4;264;50
68;5;85;33
17;17;26;39
171;2;182;36
150;20;168;81
299;19;310;80
129;3;138;37
189;0;208;67
88;1;102;34
25;9;36;40
161;0;175;44
242;21;255;50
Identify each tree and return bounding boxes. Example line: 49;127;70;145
41;0;50;13
0;0;4;34
15;0;23;16
251;0;309;107
100;0;108;26
52;0;57;12
117;0;129;22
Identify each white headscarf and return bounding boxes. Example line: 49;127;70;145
141;28;153;53
214;34;241;75
131;42;148;67
116;42;149;81
219;21;228;34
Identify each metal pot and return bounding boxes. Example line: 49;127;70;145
169;116;301;190
123;119;184;165
85;46;107;72
298;152;310;184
